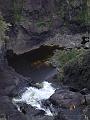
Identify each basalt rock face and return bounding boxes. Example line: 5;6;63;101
63;50;90;91
50;89;85;108
0;0;89;54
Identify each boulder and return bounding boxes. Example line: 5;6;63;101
50;89;85;109
16;103;54;120
0;96;26;120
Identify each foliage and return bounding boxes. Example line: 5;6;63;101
36;19;52;28
55;0;90;25
0;15;10;41
75;3;88;24
49;48;86;80
58;49;85;67
13;0;24;23
36;21;46;27
86;0;90;25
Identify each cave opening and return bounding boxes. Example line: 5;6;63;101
6;45;59;82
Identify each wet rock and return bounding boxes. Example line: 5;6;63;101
81;36;89;45
80;88;89;95
41;100;51;108
85;94;90;105
83;107;90;120
0;114;7;120
54;110;68;120
84;42;90;49
50;89;85;109
18;103;45;116
52;105;86;120
0;96;26;120
16;103;54;120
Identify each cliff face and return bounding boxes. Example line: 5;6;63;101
63;50;90;90
0;0;89;54
0;1;90;120
0;0;89;26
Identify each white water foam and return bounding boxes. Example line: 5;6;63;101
13;81;55;116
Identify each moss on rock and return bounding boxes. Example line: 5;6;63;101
0;15;10;41
13;0;24;23
49;48;86;81
63;50;90;90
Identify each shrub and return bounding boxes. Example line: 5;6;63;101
49;48;86;81
0;15;10;42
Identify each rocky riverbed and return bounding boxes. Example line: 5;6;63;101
0;45;90;120
0;0;90;119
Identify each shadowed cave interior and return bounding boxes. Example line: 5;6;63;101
6;45;59;82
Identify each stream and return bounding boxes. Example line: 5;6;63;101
6;45;89;120
13;81;56;116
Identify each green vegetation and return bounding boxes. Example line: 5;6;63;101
50;48;85;68
49;48;86;80
60;49;85;66
55;1;65;18
36;21;46;28
55;0;90;25
0;15;10;41
76;6;87;24
13;0;24;23
87;0;90;25
73;0;90;25
36;19;52;28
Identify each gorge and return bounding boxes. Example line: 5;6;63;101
0;0;90;120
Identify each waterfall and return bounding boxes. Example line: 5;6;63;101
12;81;56;116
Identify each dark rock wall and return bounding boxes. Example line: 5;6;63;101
63;50;90;90
0;0;89;54
0;0;88;24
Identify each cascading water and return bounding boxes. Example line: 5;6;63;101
12;81;56;116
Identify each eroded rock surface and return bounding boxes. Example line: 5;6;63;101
50;89;84;108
